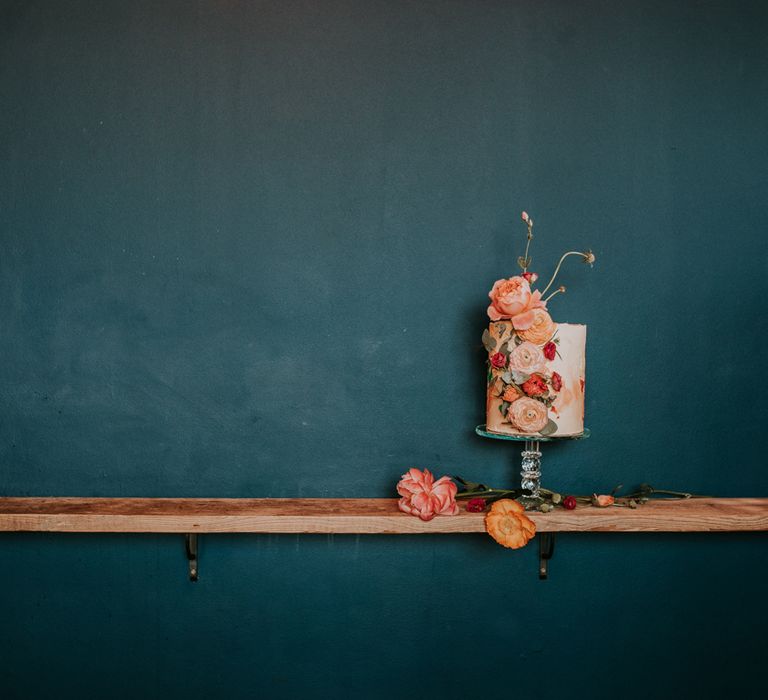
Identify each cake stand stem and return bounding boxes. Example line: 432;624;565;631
519;439;543;510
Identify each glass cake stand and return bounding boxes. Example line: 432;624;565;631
475;425;590;510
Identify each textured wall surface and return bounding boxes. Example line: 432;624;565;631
1;1;766;698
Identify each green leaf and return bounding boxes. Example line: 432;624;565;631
501;400;511;415
539;419;558;436
496;323;507;336
514;334;523;346
481;328;496;353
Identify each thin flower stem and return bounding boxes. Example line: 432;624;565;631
541;251;590;296
522;222;533;272
544;287;565;303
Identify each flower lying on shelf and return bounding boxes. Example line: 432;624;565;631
396;472;704;549
453;477;703;512
485;500;536;549
396;468;459;521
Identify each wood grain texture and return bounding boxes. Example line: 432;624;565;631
0;497;766;534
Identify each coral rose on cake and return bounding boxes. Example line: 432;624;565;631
396;468;459;521
522;374;548;397
509;397;549;433
518;309;556;346
487;276;547;330
507;341;548;376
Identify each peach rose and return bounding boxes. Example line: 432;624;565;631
397;468;459;521
502;384;523;403
507;341;548;376
592;494;615;508
518;309;556;346
487;276;547;330
509;397;549;433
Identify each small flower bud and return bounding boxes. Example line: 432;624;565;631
592;494;615;507
539;502;553;513
550;492;562;505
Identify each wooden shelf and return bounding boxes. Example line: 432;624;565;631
0;497;766;534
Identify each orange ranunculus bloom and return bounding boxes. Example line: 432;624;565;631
518;308;557;346
485;499;536;549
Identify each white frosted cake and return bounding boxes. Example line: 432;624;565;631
484;319;585;437
482;211;593;438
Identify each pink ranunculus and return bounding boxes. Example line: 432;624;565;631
487;276;547;330
507;341;549;376
543;341;557;361
397;468;459;521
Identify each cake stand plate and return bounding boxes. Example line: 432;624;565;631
475;425;590;510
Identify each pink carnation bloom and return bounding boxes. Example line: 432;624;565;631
397;468;459;521
487;276;547;330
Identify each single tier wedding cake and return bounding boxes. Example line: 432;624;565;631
482;212;593;438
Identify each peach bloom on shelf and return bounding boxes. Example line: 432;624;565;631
507;341;548;376
487;276;547;330
502;384;523;403
397;468;459;521
592;494;615;508
518;309;557;346
509;397;549;433
485;499;536;549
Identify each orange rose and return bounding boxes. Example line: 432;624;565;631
509;397;548;433
502;384;523;403
485;499;536;549
518;309;556;346
487;276;547;330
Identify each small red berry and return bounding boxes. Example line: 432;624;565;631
466;498;487;513
562;495;577;510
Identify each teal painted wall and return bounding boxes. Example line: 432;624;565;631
1;1;766;698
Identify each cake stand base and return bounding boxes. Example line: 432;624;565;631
519;440;543;510
475;426;590;511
